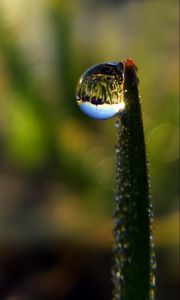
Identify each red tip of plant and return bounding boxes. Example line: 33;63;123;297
124;58;138;71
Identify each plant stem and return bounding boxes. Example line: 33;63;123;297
112;59;156;300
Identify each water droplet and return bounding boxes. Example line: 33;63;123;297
115;195;122;202
150;289;155;300
76;62;125;119
150;275;156;288
128;257;132;264
115;121;121;128
123;242;129;249
151;260;157;271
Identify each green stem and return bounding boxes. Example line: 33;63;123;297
112;60;156;300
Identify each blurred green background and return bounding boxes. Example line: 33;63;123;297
0;0;179;299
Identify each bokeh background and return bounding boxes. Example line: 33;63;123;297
0;0;179;299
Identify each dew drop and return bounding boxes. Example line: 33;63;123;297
115;121;121;128
76;62;125;119
123;242;129;250
150;274;156;288
151;260;157;271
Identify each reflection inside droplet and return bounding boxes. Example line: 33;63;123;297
76;62;125;120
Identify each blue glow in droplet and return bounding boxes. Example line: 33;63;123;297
79;102;125;120
76;62;125;120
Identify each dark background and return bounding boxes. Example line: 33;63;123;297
0;0;179;299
